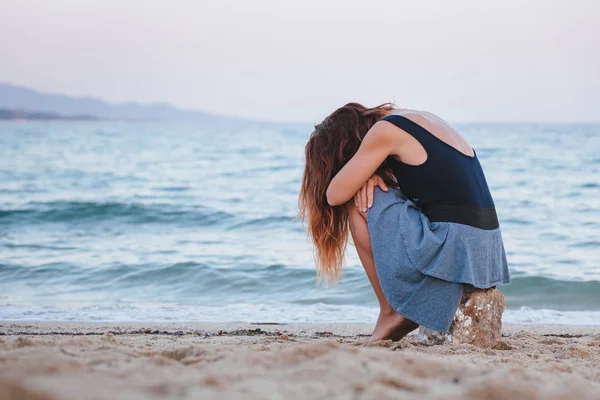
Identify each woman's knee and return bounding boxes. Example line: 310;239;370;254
347;203;371;250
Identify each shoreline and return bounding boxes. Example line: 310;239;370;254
1;322;599;399
2;321;600;336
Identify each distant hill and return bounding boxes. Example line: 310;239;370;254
0;108;103;121
0;83;246;124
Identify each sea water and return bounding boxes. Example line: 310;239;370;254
1;121;599;325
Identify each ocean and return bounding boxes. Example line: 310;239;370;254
1;121;599;325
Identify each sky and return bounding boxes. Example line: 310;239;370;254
1;0;598;122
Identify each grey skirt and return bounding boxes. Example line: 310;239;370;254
367;187;510;332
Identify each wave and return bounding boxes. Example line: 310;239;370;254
500;217;534;226
2;261;599;312
227;215;299;231
0;201;301;231
568;240;600;248
499;276;600;311
0;261;373;305
0;201;235;226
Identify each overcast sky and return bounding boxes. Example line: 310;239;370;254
1;0;598;122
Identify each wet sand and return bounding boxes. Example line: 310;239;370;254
1;322;599;399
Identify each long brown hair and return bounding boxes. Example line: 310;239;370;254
298;102;396;283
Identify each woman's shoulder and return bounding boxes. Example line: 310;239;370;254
369;115;417;146
383;110;475;158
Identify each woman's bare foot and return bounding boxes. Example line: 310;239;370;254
364;309;419;343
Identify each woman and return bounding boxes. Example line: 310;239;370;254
299;103;510;342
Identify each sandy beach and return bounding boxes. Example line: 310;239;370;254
1;322;599;399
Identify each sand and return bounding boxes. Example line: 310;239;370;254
1;322;599;399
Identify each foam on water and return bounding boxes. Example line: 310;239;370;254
3;301;600;326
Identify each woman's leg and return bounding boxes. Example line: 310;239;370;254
347;203;419;341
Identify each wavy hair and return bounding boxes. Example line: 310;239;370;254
298;102;397;283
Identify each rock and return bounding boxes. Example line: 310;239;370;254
416;288;506;348
416;327;452;346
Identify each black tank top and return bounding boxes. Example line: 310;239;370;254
381;114;499;230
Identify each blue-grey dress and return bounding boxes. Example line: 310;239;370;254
366;115;511;333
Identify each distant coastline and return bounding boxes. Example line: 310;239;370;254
0;108;102;121
0;83;253;125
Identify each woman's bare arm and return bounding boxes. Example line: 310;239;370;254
326;121;399;206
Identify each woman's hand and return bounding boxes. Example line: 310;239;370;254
354;174;389;212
